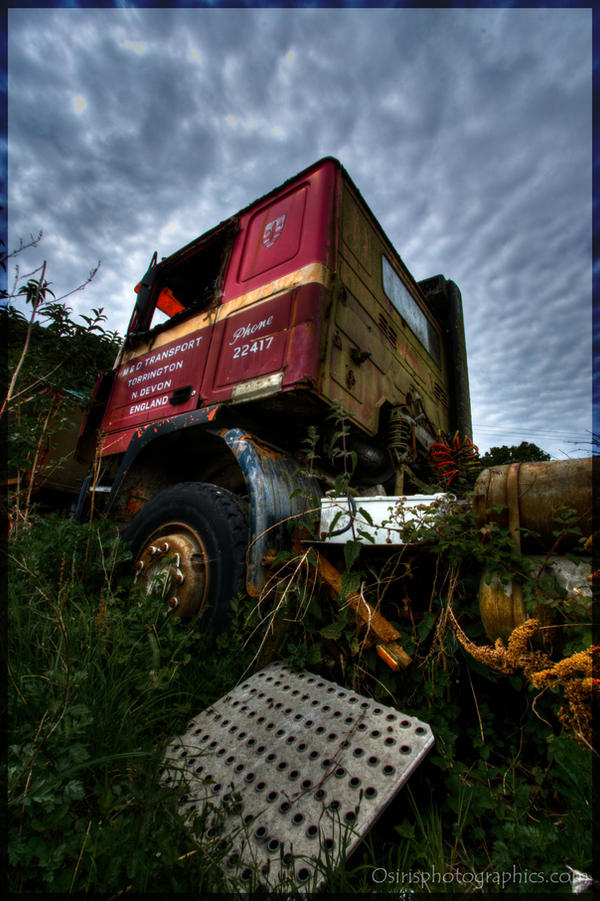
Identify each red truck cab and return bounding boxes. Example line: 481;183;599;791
76;158;471;625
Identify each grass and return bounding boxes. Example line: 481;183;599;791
6;513;595;894
6;514;264;892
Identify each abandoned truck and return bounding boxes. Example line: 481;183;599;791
75;157;473;629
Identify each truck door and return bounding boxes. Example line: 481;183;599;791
98;225;234;452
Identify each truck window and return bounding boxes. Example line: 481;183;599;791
137;227;234;335
382;255;441;366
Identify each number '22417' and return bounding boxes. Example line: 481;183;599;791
232;336;274;359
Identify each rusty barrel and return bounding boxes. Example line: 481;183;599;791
472;457;593;552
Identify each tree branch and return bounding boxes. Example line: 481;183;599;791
1;260;47;419
53;261;101;303
0;231;43;268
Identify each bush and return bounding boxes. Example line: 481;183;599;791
7;514;262;892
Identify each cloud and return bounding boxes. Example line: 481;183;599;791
6;7;593;460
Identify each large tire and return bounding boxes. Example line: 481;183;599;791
123;482;247;632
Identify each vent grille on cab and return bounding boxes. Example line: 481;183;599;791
433;382;449;407
378;313;397;348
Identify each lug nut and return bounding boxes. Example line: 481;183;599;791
167;597;179;610
173;571;184;584
150;542;169;556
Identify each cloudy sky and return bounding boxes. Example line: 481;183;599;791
6;6;594;460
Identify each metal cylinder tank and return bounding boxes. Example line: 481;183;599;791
472;457;593;552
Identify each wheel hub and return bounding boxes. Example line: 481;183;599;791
135;523;208;618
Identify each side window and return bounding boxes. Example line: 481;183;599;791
382;256;441;366
130;228;234;336
150;231;231;330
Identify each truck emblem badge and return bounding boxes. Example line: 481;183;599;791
262;214;286;248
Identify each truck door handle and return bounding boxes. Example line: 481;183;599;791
169;386;195;405
350;348;371;365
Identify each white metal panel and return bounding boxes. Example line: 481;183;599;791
162;663;433;891
319;493;448;544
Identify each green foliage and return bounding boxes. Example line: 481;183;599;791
268;487;592;892
4;288;121;526
7;495;593;893
322;401;359;495
4;300;119;399
7;515;264;893
480;441;552;466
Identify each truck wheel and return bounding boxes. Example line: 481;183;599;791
123;482;247;631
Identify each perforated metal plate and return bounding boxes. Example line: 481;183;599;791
161;662;434;891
